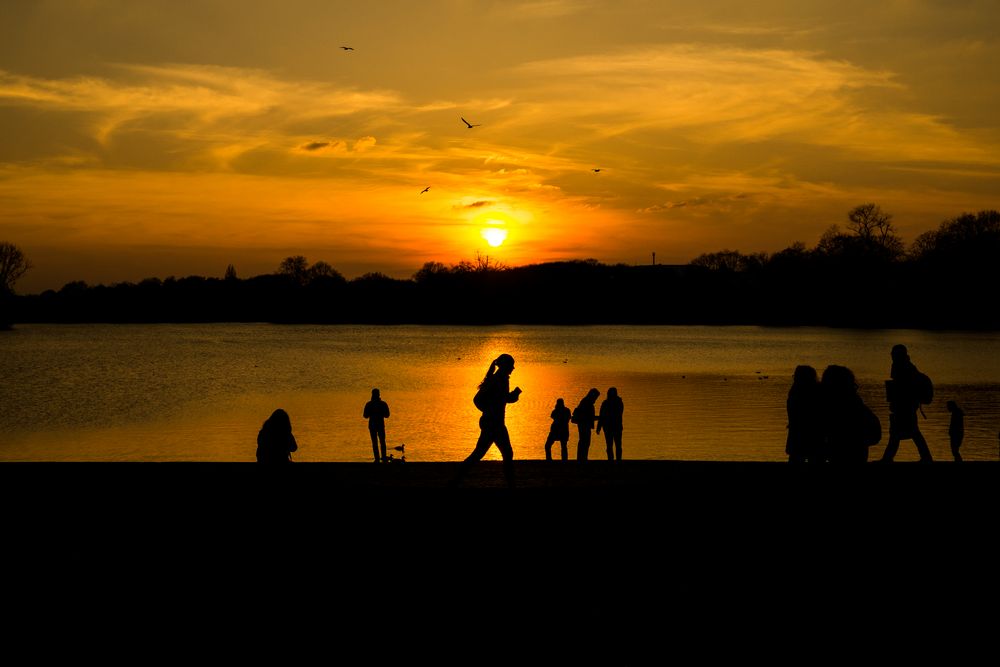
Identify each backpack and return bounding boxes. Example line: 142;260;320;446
473;386;487;412
914;371;933;405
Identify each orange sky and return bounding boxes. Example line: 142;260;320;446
2;1;999;292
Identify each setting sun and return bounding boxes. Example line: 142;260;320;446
3;2;1000;294
482;228;508;247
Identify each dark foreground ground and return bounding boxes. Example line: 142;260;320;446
3;459;996;523
3;460;997;656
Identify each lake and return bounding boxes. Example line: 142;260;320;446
2;324;999;462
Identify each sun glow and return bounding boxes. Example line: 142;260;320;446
482;227;508;247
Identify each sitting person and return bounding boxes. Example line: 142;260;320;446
256;408;298;463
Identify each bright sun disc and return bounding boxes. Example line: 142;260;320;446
482;228;508;247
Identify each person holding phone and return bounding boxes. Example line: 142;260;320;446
456;354;522;486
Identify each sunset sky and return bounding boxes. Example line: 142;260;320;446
2;0;999;292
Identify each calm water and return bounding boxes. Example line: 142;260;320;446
2;324;999;462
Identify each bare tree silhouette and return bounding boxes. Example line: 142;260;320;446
0;241;32;295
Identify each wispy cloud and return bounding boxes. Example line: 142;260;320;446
509;44;998;164
493;0;592;20
0;65;400;159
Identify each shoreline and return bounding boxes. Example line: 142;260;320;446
3;458;996;490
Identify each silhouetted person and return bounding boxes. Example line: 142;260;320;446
786;365;823;463
455;354;522;486
820;365;881;464
947;400;964;463
596;387;624;461
572;388;600;461
544;398;572;461
256;408;298;463
364;388;391;463
879;344;933;463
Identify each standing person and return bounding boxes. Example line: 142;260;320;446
820;365;881;464
878;344;934;463
455;354;522;486
544;398;572;461
363;388;391;463
256;408;298;463
572;388;600;461
947;400;965;462
596;387;624;461
786;365;823;463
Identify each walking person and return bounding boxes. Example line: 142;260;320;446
596;387;624;461
544;398;572;461
256;408;298;463
572;388;600;461
363;388;391;463
947;400;965;462
878;344;934;463
454;354;522;486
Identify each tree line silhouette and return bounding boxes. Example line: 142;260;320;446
6;206;1000;328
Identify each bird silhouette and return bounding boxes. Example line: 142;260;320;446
461;117;481;129
340;46;354;51
592;168;601;172
394;444;405;453
420;186;430;194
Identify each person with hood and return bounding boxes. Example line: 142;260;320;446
544;398;572;461
878;344;933;463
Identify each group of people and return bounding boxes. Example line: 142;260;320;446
257;344;968;466
785;343;963;464
254;353;626;469
543;388;624;462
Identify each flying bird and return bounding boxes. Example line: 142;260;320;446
340;46;354;51
461;117;481;129
420;187;430;194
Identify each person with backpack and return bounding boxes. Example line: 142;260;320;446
878;344;934;463
454;354;522;486
572;388;600;461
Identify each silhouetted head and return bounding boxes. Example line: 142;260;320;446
371;388;380;399
555;398;565;408
587;388;600;402
821;365;857;395
265;408;292;433
946;400;958;412
494;353;515;375
607;387;619;399
793;365;818;385
891;344;909;364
